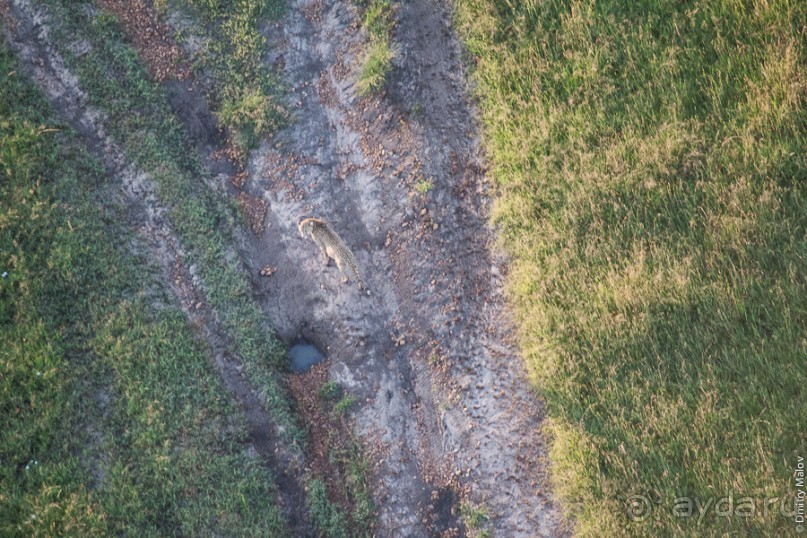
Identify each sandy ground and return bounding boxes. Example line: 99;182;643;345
2;0;570;535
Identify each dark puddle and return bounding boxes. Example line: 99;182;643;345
288;341;326;373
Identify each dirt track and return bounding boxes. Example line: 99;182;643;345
241;0;569;534
2;0;569;535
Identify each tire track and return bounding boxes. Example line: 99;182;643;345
0;2;311;534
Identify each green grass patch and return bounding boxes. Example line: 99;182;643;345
39;0;302;447
332;394;358;417
177;0;286;152
329;439;375;537
455;0;806;535
460;501;490;536
341;446;375;535
307;478;352;538
357;38;394;95
0;43;288;536
318;380;343;401
306;382;375;537
355;0;395;95
306;439;375;538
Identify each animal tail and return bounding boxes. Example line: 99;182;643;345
346;251;367;293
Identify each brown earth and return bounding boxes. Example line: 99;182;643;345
96;0;190;82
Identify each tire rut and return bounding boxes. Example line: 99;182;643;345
0;2;311;534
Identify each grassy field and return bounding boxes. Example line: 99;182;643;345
42;0;301;441
0;42;289;536
455;0;806;535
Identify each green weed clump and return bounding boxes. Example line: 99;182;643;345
357;38;394;95
0;43;288;536
455;0;806;536
186;0;286;152
356;0;395;95
460;501;491;536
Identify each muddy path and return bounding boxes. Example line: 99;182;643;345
0;1;311;534
236;0;570;534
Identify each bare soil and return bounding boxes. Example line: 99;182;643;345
237;0;570;535
2;0;571;535
95;0;190;82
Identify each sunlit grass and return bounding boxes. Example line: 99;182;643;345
357;37;394;95
455;0;806;535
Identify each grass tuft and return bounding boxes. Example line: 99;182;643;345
332;394;358;417
185;0;286;152
460;501;490;535
357;38;394;95
355;0;395;95
318;380;343;401
414;177;433;193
